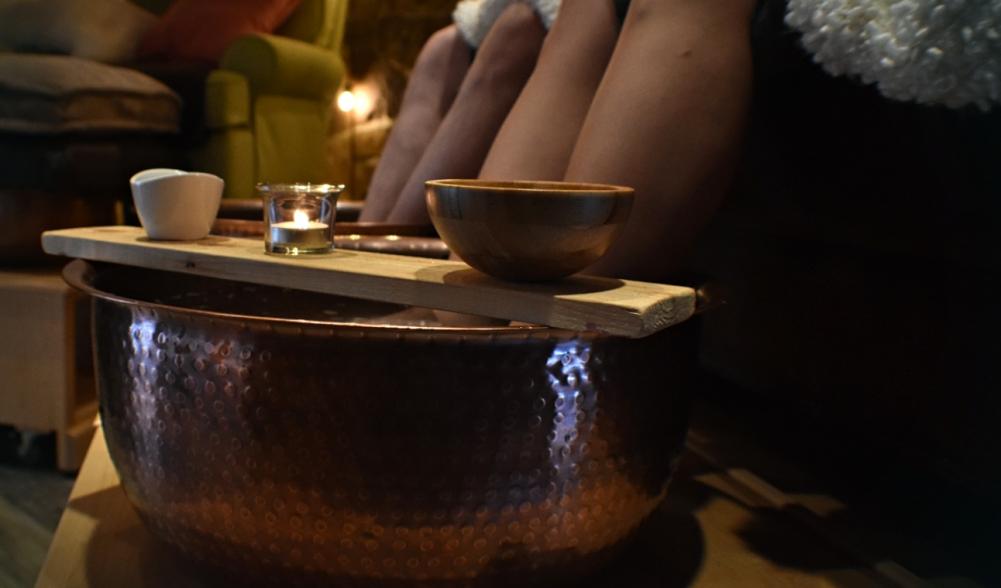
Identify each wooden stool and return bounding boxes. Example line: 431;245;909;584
0;269;97;471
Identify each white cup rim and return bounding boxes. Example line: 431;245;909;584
130;168;223;188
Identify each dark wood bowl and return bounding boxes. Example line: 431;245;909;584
425;180;634;282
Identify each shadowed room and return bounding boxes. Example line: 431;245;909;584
0;1;999;587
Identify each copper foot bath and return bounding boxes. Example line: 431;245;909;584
66;259;698;587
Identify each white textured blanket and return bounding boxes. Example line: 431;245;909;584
453;0;561;48
786;0;1001;110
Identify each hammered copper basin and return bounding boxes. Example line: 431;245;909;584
66;260;695;587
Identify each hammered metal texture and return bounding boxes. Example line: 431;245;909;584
72;261;695;587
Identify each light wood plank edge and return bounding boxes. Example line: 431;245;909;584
57;410;97;473
41;227;696;338
685;440;931;588
34;427;115;588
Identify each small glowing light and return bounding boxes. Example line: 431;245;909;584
353;89;372;117
293;209;310;229
385;234;400;241
337;90;356;113
338;81;379;119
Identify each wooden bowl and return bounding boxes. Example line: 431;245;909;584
426;179;634;281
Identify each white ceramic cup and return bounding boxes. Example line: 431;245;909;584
130;169;224;241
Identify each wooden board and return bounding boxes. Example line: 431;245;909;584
41;226;696;338
36;426;903;588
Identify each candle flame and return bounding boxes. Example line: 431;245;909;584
293;209;310;229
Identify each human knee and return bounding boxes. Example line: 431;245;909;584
415;25;464;71
464;3;545;90
537;0;617;64
488;2;544;43
557;0;610;16
625;0;756;26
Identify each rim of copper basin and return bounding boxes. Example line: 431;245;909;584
426;179;634;195
62;259;559;335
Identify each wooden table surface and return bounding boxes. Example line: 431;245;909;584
35;426;922;588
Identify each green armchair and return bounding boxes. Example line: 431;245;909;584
135;0;348;198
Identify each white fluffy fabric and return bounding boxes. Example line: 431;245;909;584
453;0;561;48
786;0;1001;110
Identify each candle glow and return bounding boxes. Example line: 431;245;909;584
260;183;340;255
293;209;310;229
337;90;355;113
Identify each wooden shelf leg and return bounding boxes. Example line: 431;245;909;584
56;417;97;473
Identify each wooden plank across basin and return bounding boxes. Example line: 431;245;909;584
41;226;695;338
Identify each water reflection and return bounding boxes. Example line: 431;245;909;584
547;339;592;492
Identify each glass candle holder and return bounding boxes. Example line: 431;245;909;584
260;183;343;255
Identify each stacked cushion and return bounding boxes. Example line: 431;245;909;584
0;54;180;134
0;0;157;64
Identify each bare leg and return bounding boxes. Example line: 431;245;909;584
479;0;618;181
386;3;546;225
567;0;757;281
360;26;469;222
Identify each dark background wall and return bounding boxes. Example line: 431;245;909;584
344;1;454;116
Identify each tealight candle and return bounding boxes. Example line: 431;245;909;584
269;210;329;251
260;183;343;255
